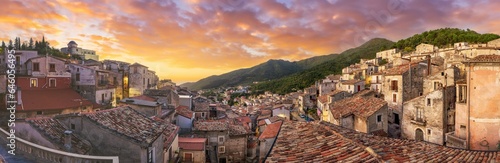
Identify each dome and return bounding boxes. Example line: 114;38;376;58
68;41;78;45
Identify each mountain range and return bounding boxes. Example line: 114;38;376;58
181;28;499;94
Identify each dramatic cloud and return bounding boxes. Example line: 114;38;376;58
1;0;500;83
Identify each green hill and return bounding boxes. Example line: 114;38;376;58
251;38;394;94
187;59;305;90
391;28;500;52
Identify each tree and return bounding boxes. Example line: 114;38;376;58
29;38;34;49
1;41;5;49
8;39;13;49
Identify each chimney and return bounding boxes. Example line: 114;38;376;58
64;130;72;151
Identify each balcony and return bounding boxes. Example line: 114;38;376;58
445;132;467;149
0;128;119;163
410;118;426;126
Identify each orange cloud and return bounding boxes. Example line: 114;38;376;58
2;0;500;83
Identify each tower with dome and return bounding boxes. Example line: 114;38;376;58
61;41;99;61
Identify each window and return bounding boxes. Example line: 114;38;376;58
427;129;432;135
148;147;155;163
201;112;206;118
218;146;225;153
434;82;442;90
426;98;431;106
70;124;75;130
15;56;20;65
30;78;38;87
77;68;79;72
416;107;424;122
218;136;224;143
33;62;40;72
377;114;382;123
36;111;43;115
49;64;56;72
392;94;397;103
49;78;56;88
391;80;398;91
76;73;80;81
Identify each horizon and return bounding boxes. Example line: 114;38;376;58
2;0;500;84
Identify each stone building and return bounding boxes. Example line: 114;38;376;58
416;43;437;54
67;63;117;108
402;67;458;145
60;41;98;61
128;63;158;97
382;61;427;125
338;79;364;94
258;121;282;162
376;48;401;62
14;56;96;118
446;55;500;151
192;119;251;163
121;95;162;117
55;106;179;163
178;137;207;163
328;96;388;135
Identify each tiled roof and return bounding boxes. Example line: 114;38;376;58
259;121;283;140
341;79;362;85
229;122;251;136
130;95;157;102
267;121;500;162
353;89;375;97
27;118;92;154
266;121;378;163
82;106;168;145
317;95;328;103
163;125;180;150
176;105;194;119
18;89;94;111
466;54;500;63
329;96;386;119
130;62;148;68
236;116;252;124
327;74;342;80
179;137;206;151
144;89;174;96
193;120;228;131
384;62;420;75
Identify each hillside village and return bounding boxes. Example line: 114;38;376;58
0;37;500;163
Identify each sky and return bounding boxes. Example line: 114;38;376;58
1;0;500;84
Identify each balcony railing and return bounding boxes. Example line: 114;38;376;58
0;128;119;163
445;132;467;149
410;118;426;126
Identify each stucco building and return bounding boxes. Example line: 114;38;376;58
445;55;500;151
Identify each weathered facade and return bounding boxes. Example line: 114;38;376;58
446;55;500;151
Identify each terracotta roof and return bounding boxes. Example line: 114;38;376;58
27;118;92;154
236;116;252;124
193;120;228;131
317;95;328;103
178;137;206;151
163;123;179;150
327;74;341;80
83;106;170;145
175;105;194;119
342;79;362;85
384;62;421;75
329;96;387;119
18;89;93;111
353;89;375;97
266;121;378;163
130;62;148;68
465;54;500;63
266;121;500;162
259;121;283;140
130;95;157;102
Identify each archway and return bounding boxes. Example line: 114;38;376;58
415;128;424;141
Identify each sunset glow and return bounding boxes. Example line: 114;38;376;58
2;0;500;84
